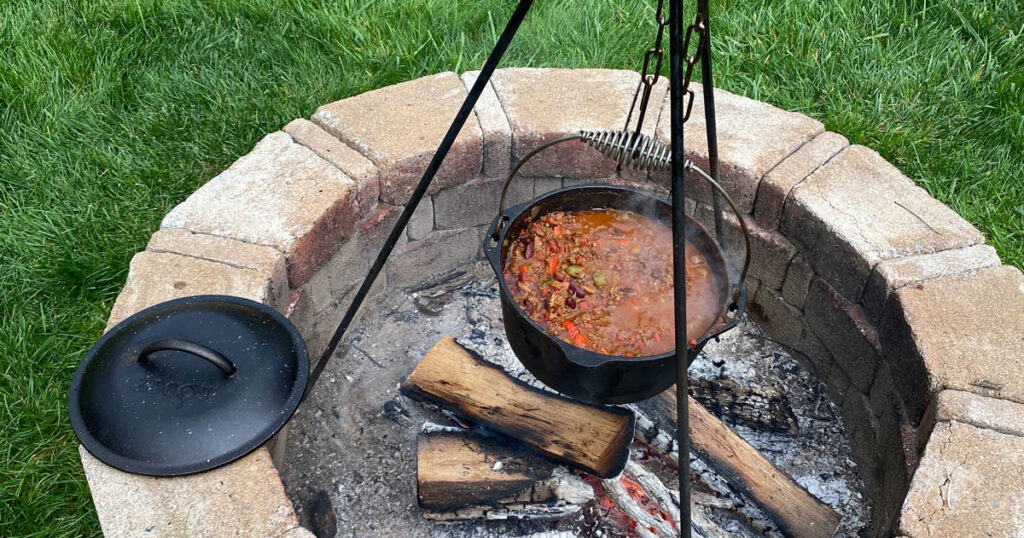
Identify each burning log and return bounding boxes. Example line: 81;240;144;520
647;389;842;538
416;431;593;520
400;336;634;478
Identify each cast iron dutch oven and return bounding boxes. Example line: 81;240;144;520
484;185;745;405
68;295;308;476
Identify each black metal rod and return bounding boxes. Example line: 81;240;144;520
669;0;691;536
305;0;535;396
698;0;725;248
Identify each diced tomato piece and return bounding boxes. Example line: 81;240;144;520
546;256;558;275
562;320;579;338
547;239;559;253
573;332;588;348
651;332;662;343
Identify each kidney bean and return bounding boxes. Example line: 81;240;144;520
568;282;586;298
524;242;533;259
566;296;577;308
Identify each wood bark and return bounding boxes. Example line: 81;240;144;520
416;432;593;520
400;335;634;478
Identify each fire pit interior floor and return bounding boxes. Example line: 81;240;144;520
279;261;870;537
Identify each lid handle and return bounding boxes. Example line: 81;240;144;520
138;338;237;376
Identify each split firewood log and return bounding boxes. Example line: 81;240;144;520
416;431;593;520
648;389;842;538
400;335;634;478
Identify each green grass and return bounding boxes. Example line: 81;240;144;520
1;0;1021;535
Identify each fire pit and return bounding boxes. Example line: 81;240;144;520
78;67;1024;538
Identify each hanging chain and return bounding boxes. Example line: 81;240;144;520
623;0;707;139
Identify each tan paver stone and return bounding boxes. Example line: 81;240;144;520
781;145;984;301
750;287;836;389
386;227;480;289
534;177;563;196
80;446;302;538
898;421;1024;537
161;132;359;289
653;83;824;213
489;68;654;178
868;360;897;418
861;244;1000;324
107;252;272;331
313;72;482;204
754;131;849;230
781;254;814;309
694;203;795;290
407;195;434;240
146;228;288;308
283;118;380;217
805;277;880;393
433;176;532;230
461;71;512;177
881;265;1024;423
933;389;1024;438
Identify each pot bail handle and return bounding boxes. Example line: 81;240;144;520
138;338;237;376
684;161;752;306
494;133;584;240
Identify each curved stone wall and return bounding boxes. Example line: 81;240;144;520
82;68;1024;537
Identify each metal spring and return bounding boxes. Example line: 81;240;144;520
579;130;672;171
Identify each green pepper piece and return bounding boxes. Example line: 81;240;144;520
593;271;607;287
565;265;582;277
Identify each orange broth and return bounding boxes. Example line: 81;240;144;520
503;209;720;357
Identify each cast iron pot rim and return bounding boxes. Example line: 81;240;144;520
485;184;734;370
68;294;309;476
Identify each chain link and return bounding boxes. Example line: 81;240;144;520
624;0;707;137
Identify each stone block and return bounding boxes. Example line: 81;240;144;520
433;176;531;230
868;360;897;419
313;72;483;204
861;244;1000;324
694;204;795;290
880;265;1024;423
283;118;380;218
933;389;1024;438
107;252;273;331
781;254;813;309
386;227;481;289
805;277;880;393
898;421;1024;537
162;132;359;289
490;68;643;178
406;195;434;240
840;383;909;538
653;83;824;213
461;71;512;177
754;131;848;230
534;177;563;196
780;145;985;301
146;229;288;309
80;447;302;538
741;276;761;310
749;286;834;381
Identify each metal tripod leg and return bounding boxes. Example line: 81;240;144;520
697;0;726;248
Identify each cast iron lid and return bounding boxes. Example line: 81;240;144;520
68;295;309;476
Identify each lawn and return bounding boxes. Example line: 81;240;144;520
1;0;1021;535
